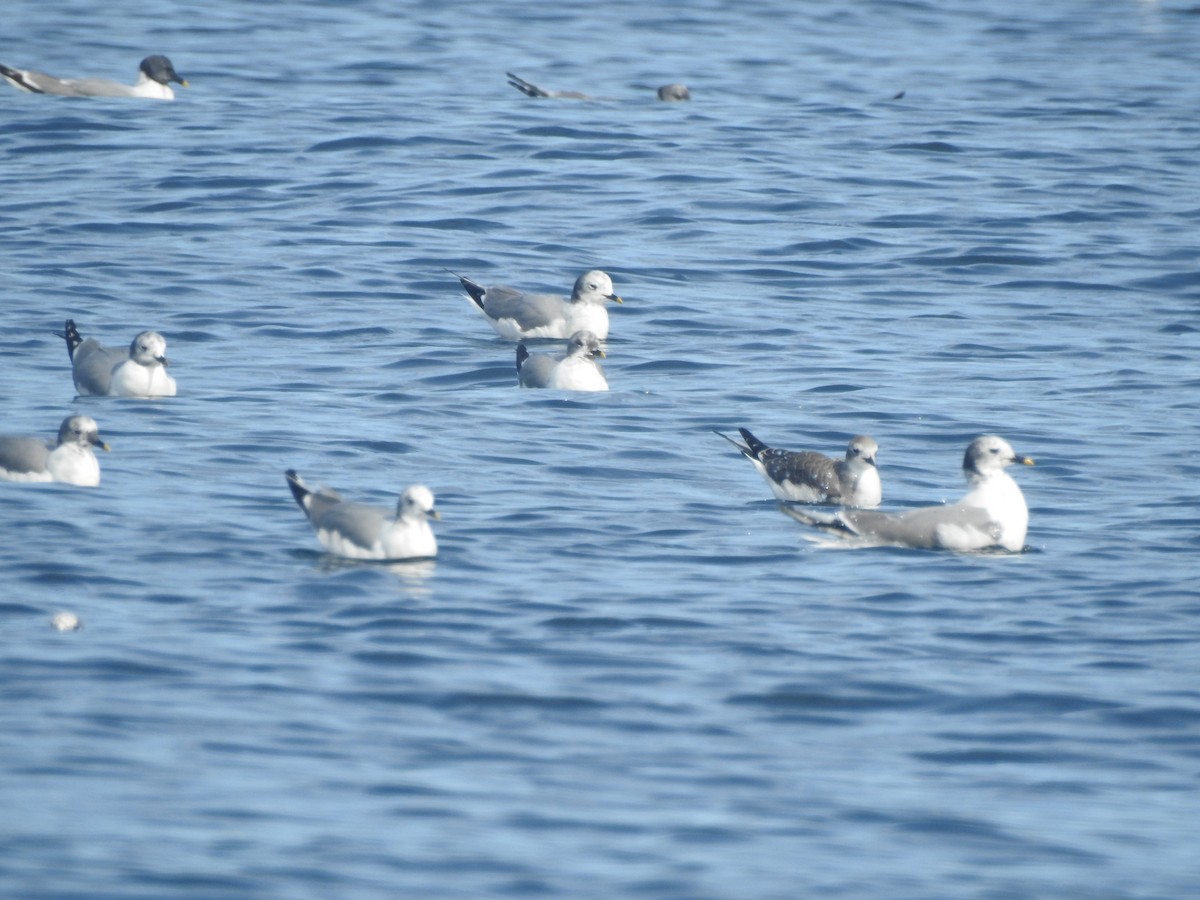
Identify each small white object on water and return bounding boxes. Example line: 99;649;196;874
51;611;82;631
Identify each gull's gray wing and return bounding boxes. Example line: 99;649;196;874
0;65;133;97
314;502;388;551
505;73;592;99
840;503;998;550
71;339;123;395
516;346;557;387
51;77;138;97
760;449;842;499
483;288;565;330
0;436;51;476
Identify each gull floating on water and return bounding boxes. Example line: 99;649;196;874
285;470;439;561
454;269;622;341
0;415;109;486
517;330;608;391
656;83;691;101
780;435;1034;552
719;429;881;507
0;55;187;100
506;72;689;101
60;319;177;398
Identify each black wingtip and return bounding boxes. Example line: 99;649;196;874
61;319;83;360
737;427;769;459
0;64;47;94
516;344;529;373
457;275;487;309
285;469;309;508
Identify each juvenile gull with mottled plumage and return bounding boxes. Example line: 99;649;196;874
718;429;881;507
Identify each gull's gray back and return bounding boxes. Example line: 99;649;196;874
316;502;387;550
485;287;564;329
517;352;558;388
0;436;51;475
71;339;124;395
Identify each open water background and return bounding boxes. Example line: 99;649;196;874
1;0;1198;896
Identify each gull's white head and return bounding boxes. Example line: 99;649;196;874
397;485;438;522
571;270;621;306
57;415;109;452
846;435;878;467
963;435;1034;479
128;331;169;368
566;330;605;360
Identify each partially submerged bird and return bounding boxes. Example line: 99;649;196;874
780;435;1034;552
285;470;439;561
0;55;188;100
719;429;881;507
453;269;622;341
506;72;689;101
506;72;597;99
517;330;608;392
0;415;109;486
60;319;177;398
656;83;691;101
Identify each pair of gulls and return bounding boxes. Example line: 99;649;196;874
282;268;625;559
0;321;177;485
455;269;621;392
0;55;187;100
721;429;1034;552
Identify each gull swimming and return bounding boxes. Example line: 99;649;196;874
780;435;1034;552
453;269;622;341
60;319;177;398
0;55;187;100
0;415;109;486
719;429;881;507
506;72;597;99
506;72;690;101
517;330;608;391
285;470;439;561
656;83;691;101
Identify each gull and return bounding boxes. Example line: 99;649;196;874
780;435;1034;552
506;72;690;101
285;470;439;560
453;269;622;341
0;55;188;100
506;72;597;99
60;319;177;398
0;415;109;486
718;428;881;507
656;83;691;101
517;330;608;391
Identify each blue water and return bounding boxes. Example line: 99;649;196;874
2;0;1198;896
